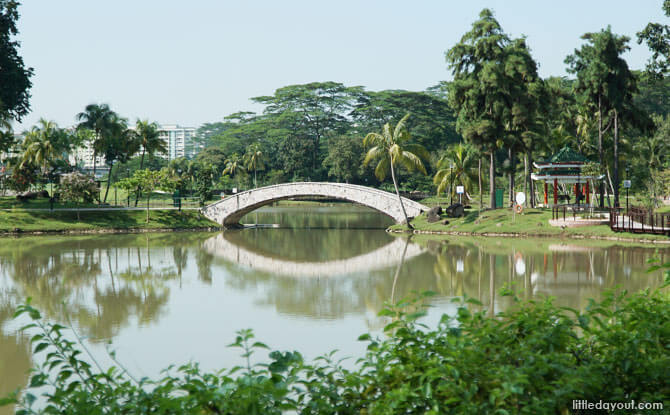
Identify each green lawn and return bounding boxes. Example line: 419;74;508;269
390;207;670;241
0;209;219;233
0;192;204;210
0;196;98;209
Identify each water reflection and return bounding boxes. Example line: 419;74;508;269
0;294;30;412
0;233;212;414
0;235;195;340
204;233;423;277
0;206;667;415
418;238;667;313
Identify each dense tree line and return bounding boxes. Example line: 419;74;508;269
191;5;670;209
194;84;458;193
4;1;670;209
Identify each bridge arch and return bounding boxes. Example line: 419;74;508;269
201;182;429;227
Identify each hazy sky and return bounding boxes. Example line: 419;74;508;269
13;1;666;130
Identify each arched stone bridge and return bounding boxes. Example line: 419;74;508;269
201;182;429;227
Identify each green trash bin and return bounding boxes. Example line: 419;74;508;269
495;188;504;209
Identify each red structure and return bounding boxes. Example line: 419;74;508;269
531;146;604;207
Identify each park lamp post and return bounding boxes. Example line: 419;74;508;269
450;163;454;206
126;168;130;207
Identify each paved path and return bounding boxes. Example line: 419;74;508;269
0;207;201;212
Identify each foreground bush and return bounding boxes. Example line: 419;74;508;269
2;286;669;414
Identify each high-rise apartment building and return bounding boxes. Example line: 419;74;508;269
158;124;200;161
69;140;105;171
67;124;202;176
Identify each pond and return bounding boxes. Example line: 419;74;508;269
0;204;666;414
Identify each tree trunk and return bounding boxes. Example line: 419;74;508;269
103;162;114;203
598;96;604;209
478;157;483;212
606;166;615;207
613;109;620;208
146;192;151;222
489;151;496;209
92;150;99;203
93;130;99;177
652;173;656;200
390;158;412;229
528;152;536;208
591;179;597;209
524;153;529;207
134;147;146;206
254;167;257;188
508;148;515;204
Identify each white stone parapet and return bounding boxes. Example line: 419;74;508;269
201;182;429;227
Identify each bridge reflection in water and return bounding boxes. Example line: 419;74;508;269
203;233;423;278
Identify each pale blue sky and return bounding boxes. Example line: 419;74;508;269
14;1;666;130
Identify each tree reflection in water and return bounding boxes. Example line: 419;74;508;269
0;236;195;341
0;296;31;415
214;231;669;321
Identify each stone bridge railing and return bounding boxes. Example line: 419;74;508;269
201;182;429;227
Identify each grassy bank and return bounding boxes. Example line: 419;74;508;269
0;209;219;233
389;207;670;242
0;194;207;210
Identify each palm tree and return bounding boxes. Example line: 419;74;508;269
135;120;166;169
363;113;429;229
21;119;67;189
76;104;116;176
100;115;137;204
133;120;166;206
222;153;247;190
433;143;477;201
243;143;266;188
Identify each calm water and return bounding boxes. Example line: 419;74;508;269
0;204;667;413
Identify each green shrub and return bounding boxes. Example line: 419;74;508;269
3;284;669;414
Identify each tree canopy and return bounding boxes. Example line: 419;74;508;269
637;0;670;78
0;0;33;122
446;8;522;208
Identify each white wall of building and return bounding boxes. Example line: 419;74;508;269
67;124;202;175
158;124;200;161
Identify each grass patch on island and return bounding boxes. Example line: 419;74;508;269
389;207;670;241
